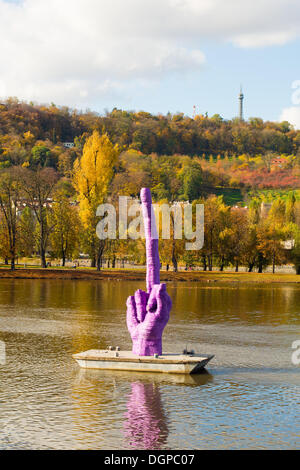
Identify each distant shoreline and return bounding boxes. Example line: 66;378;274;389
0;268;300;283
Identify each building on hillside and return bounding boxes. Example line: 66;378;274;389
282;239;295;250
232;206;248;212
63;142;75;149
15;197;79;216
271;157;287;169
260;202;272;218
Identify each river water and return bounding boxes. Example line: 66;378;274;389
0;279;299;450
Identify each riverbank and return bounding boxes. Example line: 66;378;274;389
0;267;300;283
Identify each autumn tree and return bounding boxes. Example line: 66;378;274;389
202;196;229;271
49;190;81;266
0;212;11;264
18;207;36;257
19;167;58;268
289;226;300;274
241;224;260;272
229;208;249;271
215;203;232;271
73;131;120;270
0;168;22;270
257;218;289;274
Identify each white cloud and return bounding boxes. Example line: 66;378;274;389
0;0;299;107
280;107;300;129
232;32;297;48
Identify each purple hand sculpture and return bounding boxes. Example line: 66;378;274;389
126;188;172;356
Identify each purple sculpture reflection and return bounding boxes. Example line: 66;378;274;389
124;382;168;449
126;188;172;356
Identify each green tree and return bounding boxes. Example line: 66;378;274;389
180;163;203;201
31;145;52;167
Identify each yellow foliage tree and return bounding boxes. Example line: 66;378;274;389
73;131;120;269
49;190;81;266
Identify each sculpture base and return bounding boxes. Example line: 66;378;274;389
73;350;214;375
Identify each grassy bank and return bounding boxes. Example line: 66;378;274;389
0;268;300;283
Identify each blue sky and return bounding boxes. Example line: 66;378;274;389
0;0;299;126
119;41;300;122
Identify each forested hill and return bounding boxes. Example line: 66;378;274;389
1;98;300;203
1;100;300;272
1;98;300;157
